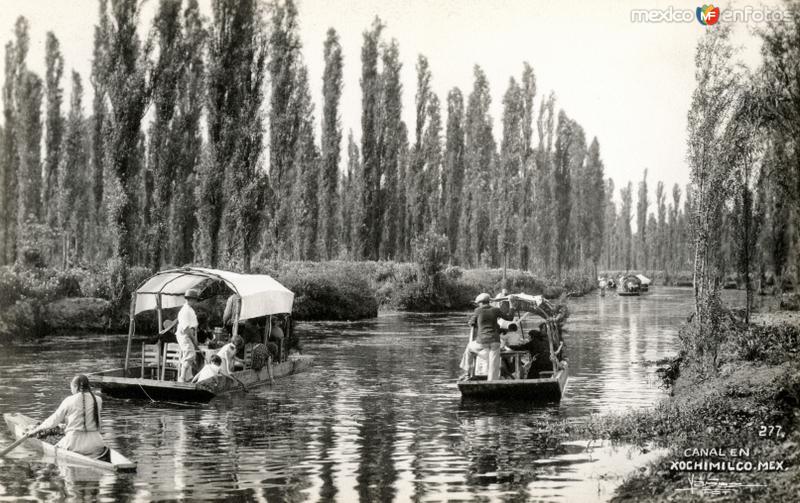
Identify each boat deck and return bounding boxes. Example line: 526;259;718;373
89;354;315;403
458;368;568;401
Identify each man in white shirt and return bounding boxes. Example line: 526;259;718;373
176;288;201;382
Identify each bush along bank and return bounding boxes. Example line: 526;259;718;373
0;261;596;339
569;308;800;502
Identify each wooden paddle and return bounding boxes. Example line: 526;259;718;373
0;429;35;457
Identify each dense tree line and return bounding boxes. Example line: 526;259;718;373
686;11;800;325
0;0;793;296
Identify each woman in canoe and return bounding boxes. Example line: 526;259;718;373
27;374;109;461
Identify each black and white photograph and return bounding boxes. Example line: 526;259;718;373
0;0;798;501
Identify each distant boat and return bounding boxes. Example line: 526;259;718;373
618;274;642;296
89;267;314;403
635;274;652;292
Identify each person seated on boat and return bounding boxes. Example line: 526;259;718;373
26;375;110;462
507;329;555;379
192;354;223;383
462;293;516;381
176;288;202;382
218;335;245;375
498;323;523;378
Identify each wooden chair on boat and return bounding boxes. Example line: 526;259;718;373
141;343;161;379
161;343;181;381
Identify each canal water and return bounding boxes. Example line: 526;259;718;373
0;287;717;501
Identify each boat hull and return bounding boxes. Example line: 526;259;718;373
90;354;315;403
458;368;568;401
618;291;641;296
3;413;136;472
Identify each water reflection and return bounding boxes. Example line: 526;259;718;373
0;287;708;501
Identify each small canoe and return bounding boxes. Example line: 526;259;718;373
618;291;641;296
458;367;569;401
90;354;315;403
3;413;136;472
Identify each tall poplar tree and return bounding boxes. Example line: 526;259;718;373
317;28;343;259
636;169;649;269
89;0;110;260
170;0;205;266
14;17;43;232
619;181;634;270
147;0;183;270
553;110;574;275
290;66;319;260
200;0;266;268
57;72;90;262
1;38;20;263
103;0;151;292
268;0;302;256
217;0;268;271
43;32;64;230
378;39;403;259
443;87;465;256
358;17;383;259
459;66;495;266
585;138;606;274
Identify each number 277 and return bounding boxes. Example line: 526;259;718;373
759;425;783;437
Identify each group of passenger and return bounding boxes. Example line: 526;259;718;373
153;289;287;383
460;292;562;381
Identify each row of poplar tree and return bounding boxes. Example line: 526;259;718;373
0;0;698;279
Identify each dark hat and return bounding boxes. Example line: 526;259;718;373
159;318;178;335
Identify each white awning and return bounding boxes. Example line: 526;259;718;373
635;274;652;285
134;267;294;320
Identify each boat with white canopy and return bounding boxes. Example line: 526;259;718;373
88;267;314;403
458;293;569;401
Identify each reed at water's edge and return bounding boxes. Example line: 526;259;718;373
0;261;595;340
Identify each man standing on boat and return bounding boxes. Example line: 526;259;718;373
464;293;516;381
176;288;202;382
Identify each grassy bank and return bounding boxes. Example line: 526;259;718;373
569;310;800;502
0;262;595;339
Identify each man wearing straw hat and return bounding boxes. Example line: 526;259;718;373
176;288;202;382
462;292;516;381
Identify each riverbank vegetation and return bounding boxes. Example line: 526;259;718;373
0;258;594;337
569;307;800;502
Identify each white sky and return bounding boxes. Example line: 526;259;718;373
0;0;781;205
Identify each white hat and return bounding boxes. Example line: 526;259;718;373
474;293;491;304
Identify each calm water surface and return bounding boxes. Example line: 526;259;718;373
0;287;723;501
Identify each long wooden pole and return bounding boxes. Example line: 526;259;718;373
546;321;558;374
123;293;136;373
156;294;163;335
